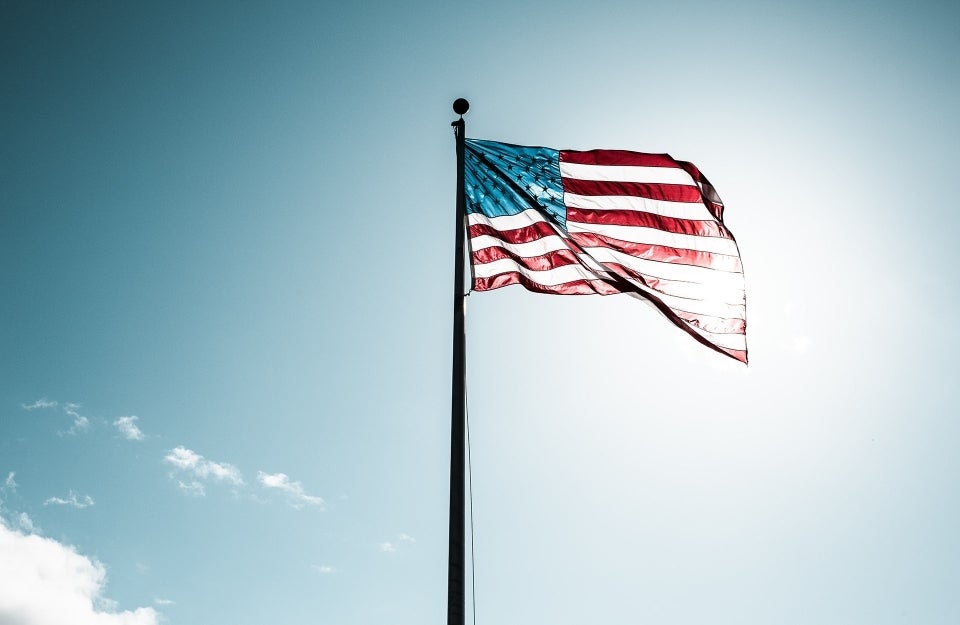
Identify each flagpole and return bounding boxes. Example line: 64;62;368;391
447;97;469;625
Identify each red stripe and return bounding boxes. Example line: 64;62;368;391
676;160;725;222
474;273;621;296
705;200;724;222
567;207;731;239
568;231;743;273
717;348;748;364
561;178;703;203
675;159;704;180
468;221;558;245
560;150;682;168
472;247;579;272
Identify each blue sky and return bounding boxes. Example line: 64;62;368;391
2;1;959;624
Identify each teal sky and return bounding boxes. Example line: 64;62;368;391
2;2;959;624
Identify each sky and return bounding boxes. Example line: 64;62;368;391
1;1;959;624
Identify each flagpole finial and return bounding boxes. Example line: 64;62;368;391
453;98;469;116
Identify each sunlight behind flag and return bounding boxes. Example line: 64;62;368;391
464;139;748;363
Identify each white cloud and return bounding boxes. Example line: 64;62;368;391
18;512;35;533
163;447;243;494
175;480;205;496
114;416;145;441
44;491;95;509
21;399;94;435
21;398;58;410
60;403;90;436
153;598;175;606
256;472;325;509
311;564;335;574
379;534;415;554
3;472;15;492
0;520;159;625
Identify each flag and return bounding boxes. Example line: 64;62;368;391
464;139;748;364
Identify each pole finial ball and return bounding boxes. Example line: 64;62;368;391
453;98;470;116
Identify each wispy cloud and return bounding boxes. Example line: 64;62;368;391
21;398;95;435
153;597;175;606
379;533;416;554
60;402;90;436
22;398;58;410
175;480;206;496
114;416;145;441
18;512;35;533
44;490;95;509
311;564;336;574
164;447;243;495
257;472;325;509
3;472;15;492
0;522;159;624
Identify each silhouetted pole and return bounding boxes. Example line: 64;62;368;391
447;97;469;625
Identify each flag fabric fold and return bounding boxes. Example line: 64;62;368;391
464;139;748;364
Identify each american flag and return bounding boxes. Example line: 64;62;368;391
464;139;747;363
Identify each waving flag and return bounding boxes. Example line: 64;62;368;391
464;139;747;363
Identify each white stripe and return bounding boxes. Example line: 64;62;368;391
582;246;745;292
623;277;746;321
467;208;555;231
473;257;601;286
470;231;745;296
566;220;740;256
564;193;714;221
470;234;569;258
625;292;745;350
688;324;747;351
671;312;745;337
559;162;695;186
574;252;609;275
613;269;744;306
473;252;744;321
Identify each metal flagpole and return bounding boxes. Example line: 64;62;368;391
447;97;469;625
